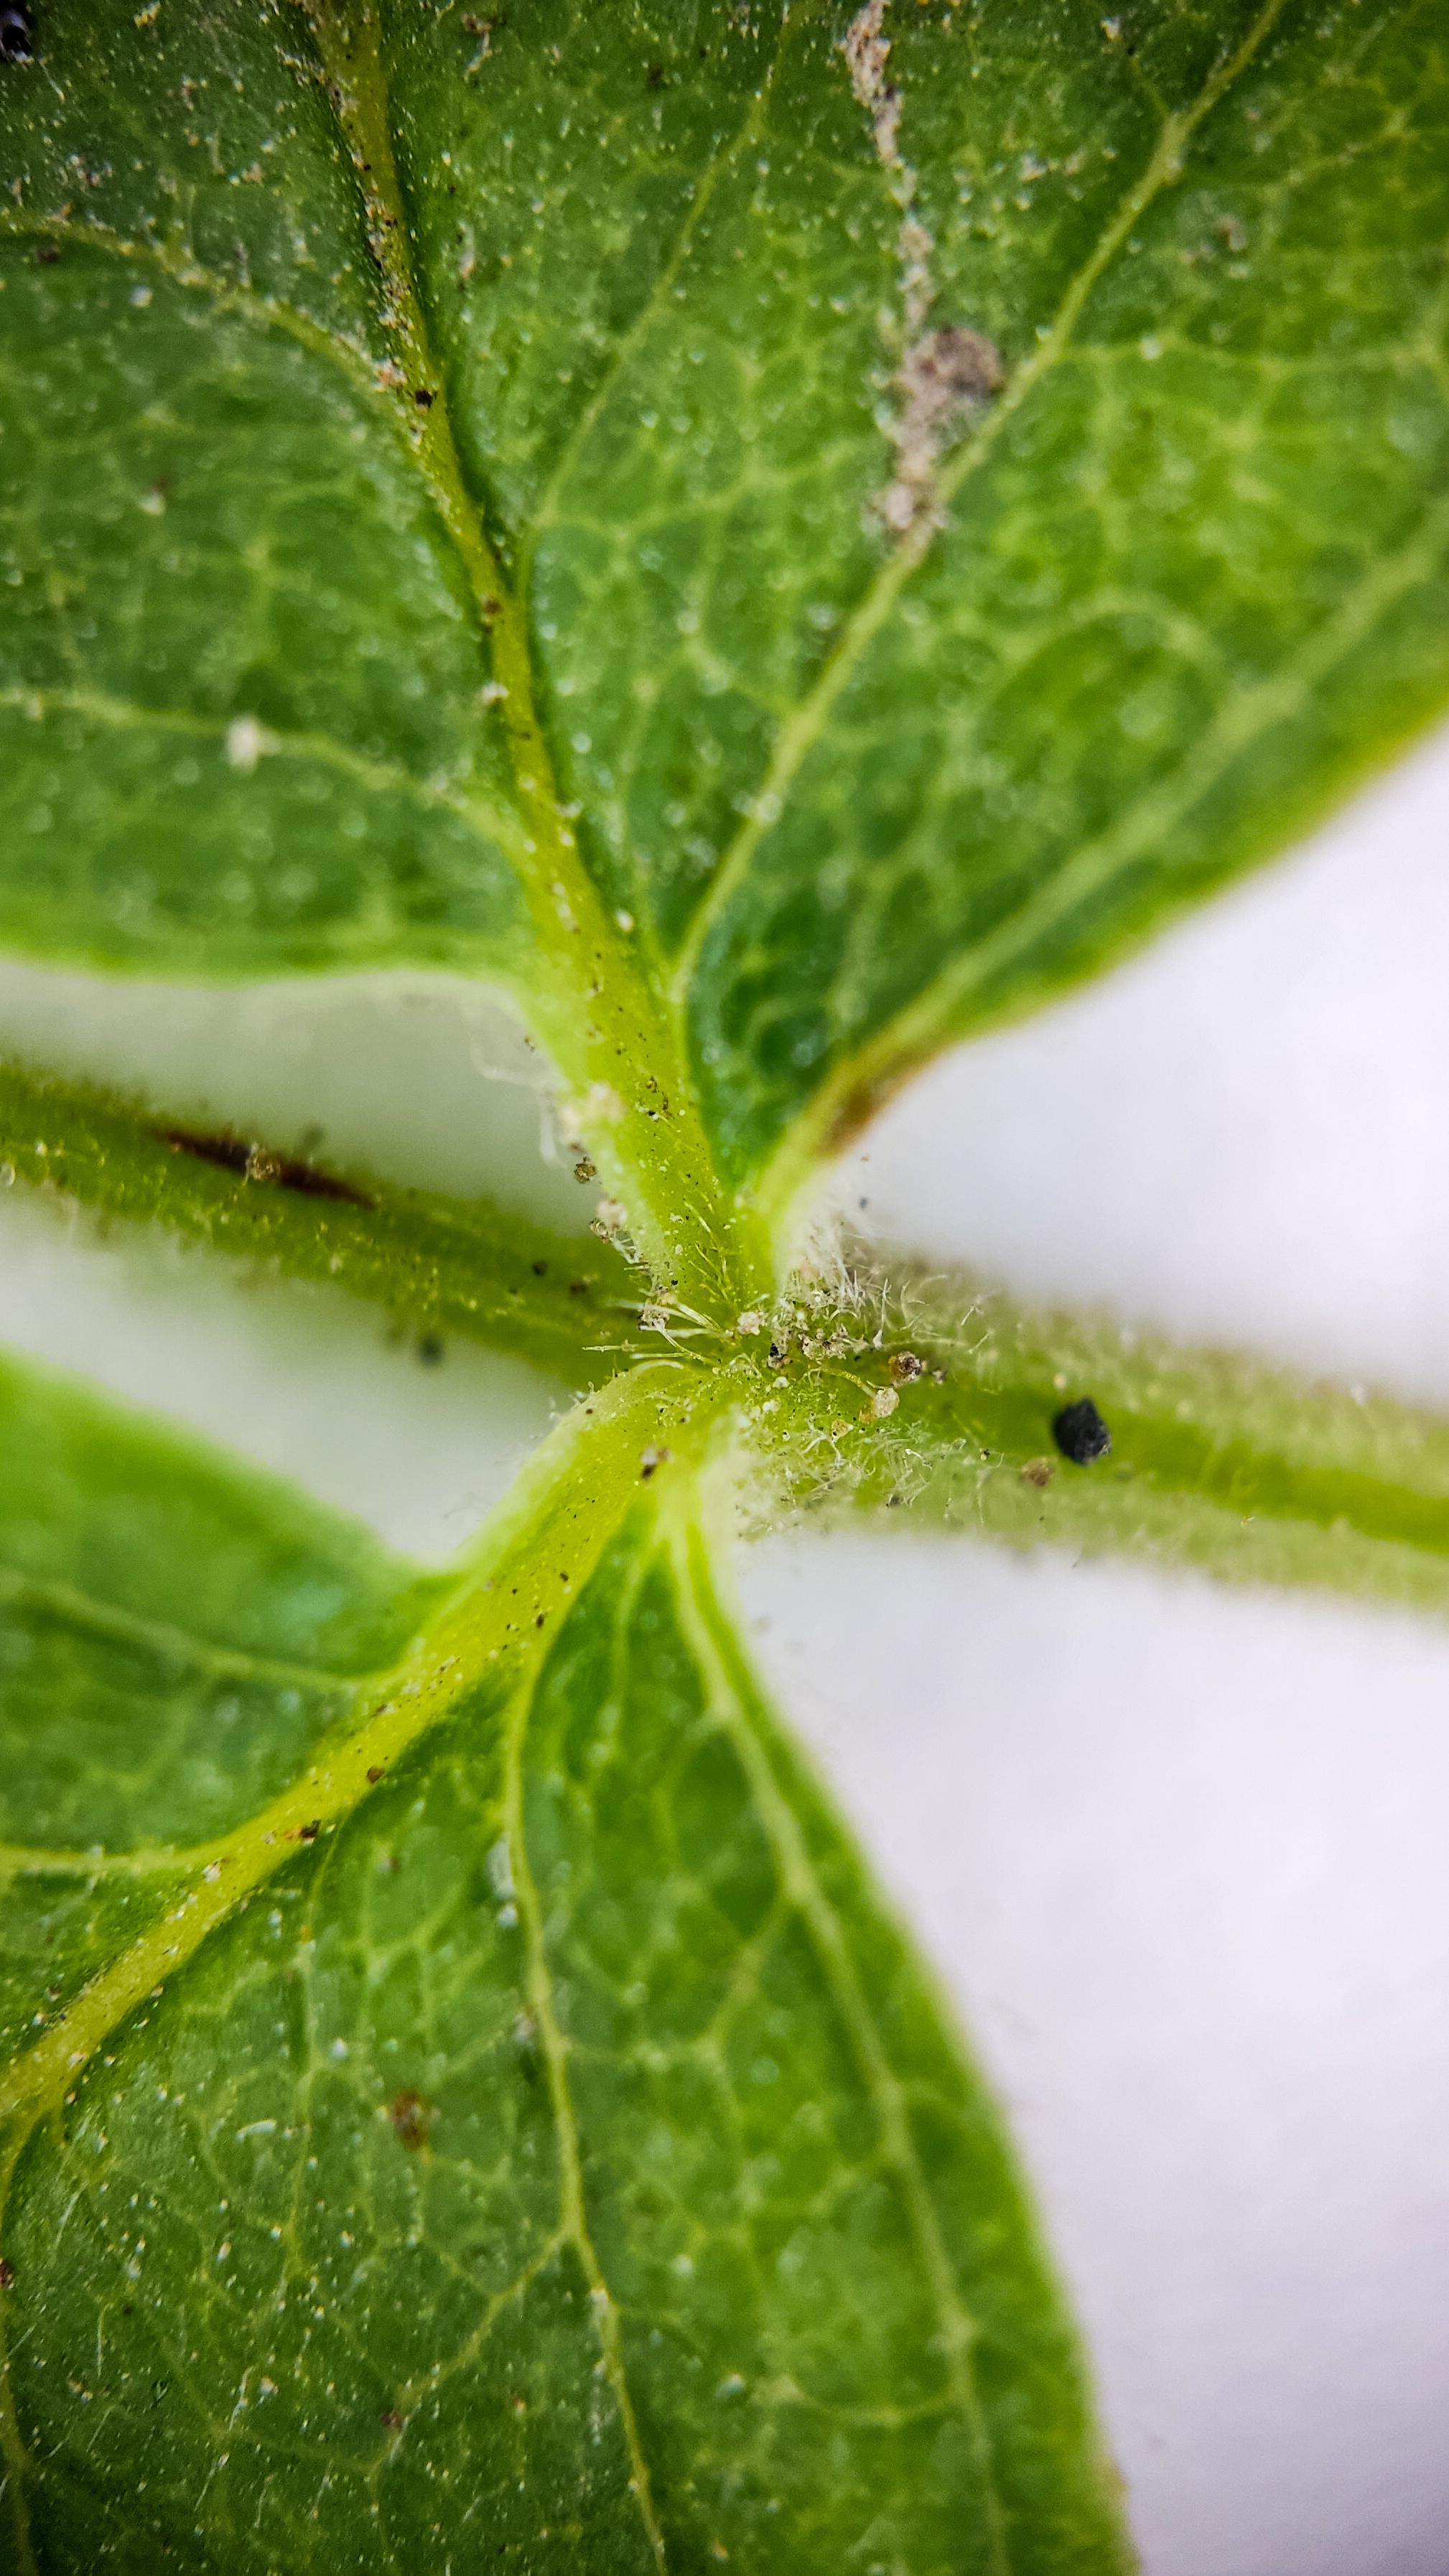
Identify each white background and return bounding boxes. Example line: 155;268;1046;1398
3;717;1449;2574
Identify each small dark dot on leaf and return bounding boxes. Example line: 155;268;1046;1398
1052;1397;1112;1465
36;243;60;263
0;2259;14;2290
532;1259;548;1275
417;1332;444;1366
646;61;665;85
412;386;435;408
297;1819;320;1842
381;2408;404;2430
366;1765;385;1785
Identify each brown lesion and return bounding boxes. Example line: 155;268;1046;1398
387;2089;433;2150
157;1127;375;1208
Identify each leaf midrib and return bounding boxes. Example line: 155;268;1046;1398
0;1363;709;2132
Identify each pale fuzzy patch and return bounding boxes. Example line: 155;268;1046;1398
880;325;1004;531
843;0;1003;536
843;0;903;167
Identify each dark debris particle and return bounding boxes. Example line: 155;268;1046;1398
366;1765;386;1786
381;2409;404;2431
0;2259;14;2290
416;1332;444;1366
0;6;32;65
297;1819;320;1842
639;1445;671;1480
412;386;435;408
531;1259;548;1275
158;1127;374;1206
35;243;60;263
646;60;665;85
1052;1397;1112;1466
388;2090;432;2150
567;1279;590;1297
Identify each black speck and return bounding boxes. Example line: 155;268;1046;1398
532;1259;548;1275
297;1819;320;1842
1052;1397;1112;1465
0;5;32;65
416;1332;444;1366
413;387;435;409
646;62;665;87
35;243;60;263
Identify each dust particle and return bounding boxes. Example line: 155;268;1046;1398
1052;1398;1112;1465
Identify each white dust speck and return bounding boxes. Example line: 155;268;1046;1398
225;716;275;773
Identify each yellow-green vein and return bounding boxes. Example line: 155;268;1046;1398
671;0;1294;1002
675;1516;1012;2576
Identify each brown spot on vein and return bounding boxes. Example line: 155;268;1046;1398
158;1128;375;1208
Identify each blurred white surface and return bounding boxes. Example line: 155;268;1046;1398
826;716;1449;1409
740;1531;1449;2576
2;715;1449;2572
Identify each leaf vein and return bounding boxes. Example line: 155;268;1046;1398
671;0;1296;997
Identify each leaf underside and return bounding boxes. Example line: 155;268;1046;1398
0;0;1445;1238
0;1351;1128;2576
3;1;1448;2567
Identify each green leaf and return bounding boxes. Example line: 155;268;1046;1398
6;5;1446;2562
0;1350;1131;2572
1;0;1445;1268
